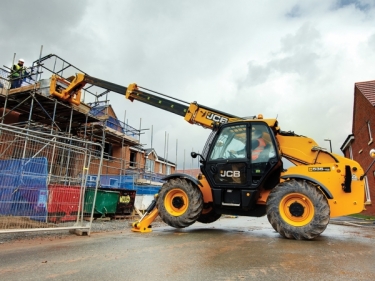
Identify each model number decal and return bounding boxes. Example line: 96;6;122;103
206;112;228;124
220;170;240;177
308;167;331;172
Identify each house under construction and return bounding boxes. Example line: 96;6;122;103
0;54;175;233
1;54;176;181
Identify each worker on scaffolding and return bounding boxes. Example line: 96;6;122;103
10;58;30;89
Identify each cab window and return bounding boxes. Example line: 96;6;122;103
209;124;247;161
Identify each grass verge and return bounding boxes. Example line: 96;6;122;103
349;213;375;220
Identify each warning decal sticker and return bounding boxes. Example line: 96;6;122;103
308;167;331;172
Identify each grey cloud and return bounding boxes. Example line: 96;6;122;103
0;0;89;32
280;24;321;54
271;52;320;76
286;5;302;18
240;62;273;87
239;24;322;88
0;0;89;67
332;0;373;12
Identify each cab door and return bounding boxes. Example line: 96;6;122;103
204;123;250;187
203;122;281;190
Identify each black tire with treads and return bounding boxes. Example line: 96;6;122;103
157;178;203;228
266;179;330;240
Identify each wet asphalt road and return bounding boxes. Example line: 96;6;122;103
0;216;374;281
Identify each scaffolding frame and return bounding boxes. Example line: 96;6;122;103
1;53;144;177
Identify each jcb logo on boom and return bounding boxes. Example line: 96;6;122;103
220;170;240;178
207;112;228;124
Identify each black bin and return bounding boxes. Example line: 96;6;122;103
99;188;136;215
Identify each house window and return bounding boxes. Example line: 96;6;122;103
130;151;137;167
159;163;163;174
146;159;155;172
93;143;101;157
93;142;113;159
104;143;113;160
166;165;171;175
365;176;371;204
368;121;373;144
349;145;353;160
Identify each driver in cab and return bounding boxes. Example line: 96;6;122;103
234;129;266;160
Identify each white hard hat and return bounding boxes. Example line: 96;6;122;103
19;58;25;62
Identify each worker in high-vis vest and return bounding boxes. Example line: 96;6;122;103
251;129;266;161
232;128;266;160
10;58;29;89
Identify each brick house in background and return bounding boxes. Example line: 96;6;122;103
143;148;175;180
341;80;375;216
88;104;176;182
0;101;176;185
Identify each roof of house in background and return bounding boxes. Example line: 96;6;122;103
158;156;175;166
355;80;375;106
144;148;158;159
340;133;354;152
144;148;175;166
351;79;375;134
89;104;118;119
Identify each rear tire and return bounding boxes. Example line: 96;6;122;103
157;178;203;228
266;179;330;240
197;207;221;224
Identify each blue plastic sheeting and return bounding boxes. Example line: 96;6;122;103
0;158;48;221
87;175;135;189
88;105;106;117
107;116;123;132
143;174;164;183
89;106;122;133
127;185;160;195
88;104;140;138
86;174;160;194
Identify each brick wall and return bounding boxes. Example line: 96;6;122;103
346;87;375;215
0;108;20;124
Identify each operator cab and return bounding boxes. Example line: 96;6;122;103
201;121;282;215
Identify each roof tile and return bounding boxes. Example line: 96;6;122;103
355;80;375;106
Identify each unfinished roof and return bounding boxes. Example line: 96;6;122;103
0;83;99;129
355;80;375;106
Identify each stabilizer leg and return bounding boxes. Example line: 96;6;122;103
131;195;159;233
131;208;159;233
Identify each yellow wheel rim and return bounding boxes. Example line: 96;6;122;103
164;188;189;216
279;193;314;226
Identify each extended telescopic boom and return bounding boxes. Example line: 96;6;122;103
51;73;238;129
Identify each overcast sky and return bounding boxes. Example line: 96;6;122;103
1;0;375;169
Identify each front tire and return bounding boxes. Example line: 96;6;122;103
157;178;203;228
266;179;330;240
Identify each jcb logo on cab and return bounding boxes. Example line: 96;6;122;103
220;170;240;178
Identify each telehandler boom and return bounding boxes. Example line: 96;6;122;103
52;73;370;240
